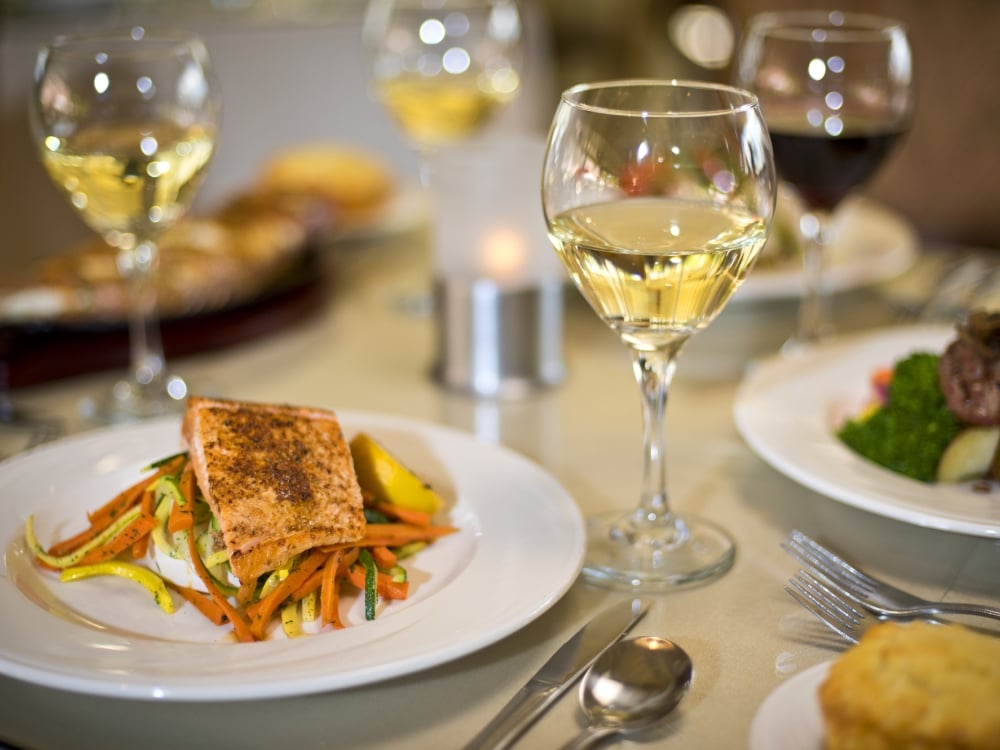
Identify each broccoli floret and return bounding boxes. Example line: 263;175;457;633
837;353;961;483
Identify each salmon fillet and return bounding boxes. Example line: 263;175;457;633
182;396;365;583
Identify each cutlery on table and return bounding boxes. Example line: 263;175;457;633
463;598;648;750
561;635;692;750
785;568;883;643
782;529;1000;622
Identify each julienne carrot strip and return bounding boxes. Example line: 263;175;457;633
291;567;326;601
369;502;432;528
78;514;157;566
247;550;328;640
321;523;458;552
46;481;148;558
86;455;186;528
320;550;345;629
370;545;397;569
49;455;186;558
170;464;197;533
131;487;158;559
167;582;229;626
185;528;255;643
339;547;360;572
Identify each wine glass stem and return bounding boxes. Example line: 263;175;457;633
796;210;832;346
120;240;166;388
631;343;683;524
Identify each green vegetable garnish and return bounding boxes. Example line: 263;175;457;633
837;353;961;483
358;549;378;621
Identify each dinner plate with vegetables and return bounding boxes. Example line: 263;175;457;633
734;313;1000;537
0;409;585;700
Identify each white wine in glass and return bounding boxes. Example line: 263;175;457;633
543;80;776;589
363;0;522;183
30;27;220;422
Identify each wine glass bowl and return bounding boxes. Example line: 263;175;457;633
735;11;914;348
542;80;776;590
363;0;522;171
30;27;220;422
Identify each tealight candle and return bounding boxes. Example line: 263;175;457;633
429;132;564;398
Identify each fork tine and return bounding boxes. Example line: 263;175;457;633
785;581;861;645
786;568;882;644
791;572;866;628
785;530;878;594
793;570;869;621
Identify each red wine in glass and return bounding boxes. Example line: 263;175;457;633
769;126;903;212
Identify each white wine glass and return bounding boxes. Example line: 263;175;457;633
735;11;914;350
30;26;220;422
362;0;522;187
542;80;776;589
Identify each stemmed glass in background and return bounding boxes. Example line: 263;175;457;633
30;27;220;423
735;11;914;350
542;80;776;589
362;0;523;188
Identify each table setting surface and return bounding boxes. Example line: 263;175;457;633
1;226;998;750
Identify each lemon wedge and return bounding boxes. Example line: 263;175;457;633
350;433;444;514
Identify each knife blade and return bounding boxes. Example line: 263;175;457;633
462;598;648;750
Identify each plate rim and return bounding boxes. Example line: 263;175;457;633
736;197;918;301
748;660;829;750
0;411;586;701
733;324;1000;538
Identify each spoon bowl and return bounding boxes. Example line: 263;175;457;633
562;635;693;750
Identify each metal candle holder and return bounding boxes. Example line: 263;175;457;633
433;277;564;398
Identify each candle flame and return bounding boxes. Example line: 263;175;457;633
482;228;527;281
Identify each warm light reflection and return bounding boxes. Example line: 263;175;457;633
668;4;734;69
482;228;527;280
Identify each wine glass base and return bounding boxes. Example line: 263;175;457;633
80;373;190;425
581;510;736;592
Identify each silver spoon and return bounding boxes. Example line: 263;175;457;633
561;635;693;750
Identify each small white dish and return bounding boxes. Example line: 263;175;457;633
749;661;830;750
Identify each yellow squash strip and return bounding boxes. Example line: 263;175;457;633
281;599;303;638
60;561;175;614
25;505;144;569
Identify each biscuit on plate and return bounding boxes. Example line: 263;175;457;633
819;621;1000;750
257;144;394;228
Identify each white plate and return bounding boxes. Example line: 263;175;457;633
733;325;1000;538
0;412;585;701
749;661;829;750
736;197;918;301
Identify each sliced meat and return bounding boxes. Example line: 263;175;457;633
938;338;1000;426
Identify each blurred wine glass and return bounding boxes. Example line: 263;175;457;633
735;11;914;350
362;0;522;187
542;80;776;589
29;26;220;423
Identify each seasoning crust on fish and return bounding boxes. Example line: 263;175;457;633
182;396;365;583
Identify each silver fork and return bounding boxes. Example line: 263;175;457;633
786;569;885;643
782;529;1000;622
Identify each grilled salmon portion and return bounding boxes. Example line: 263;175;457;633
182;396;365;583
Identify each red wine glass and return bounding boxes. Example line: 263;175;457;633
735;11;914;350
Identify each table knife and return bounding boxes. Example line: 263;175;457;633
462;598;648;750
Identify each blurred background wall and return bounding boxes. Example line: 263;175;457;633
1;0;997;277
